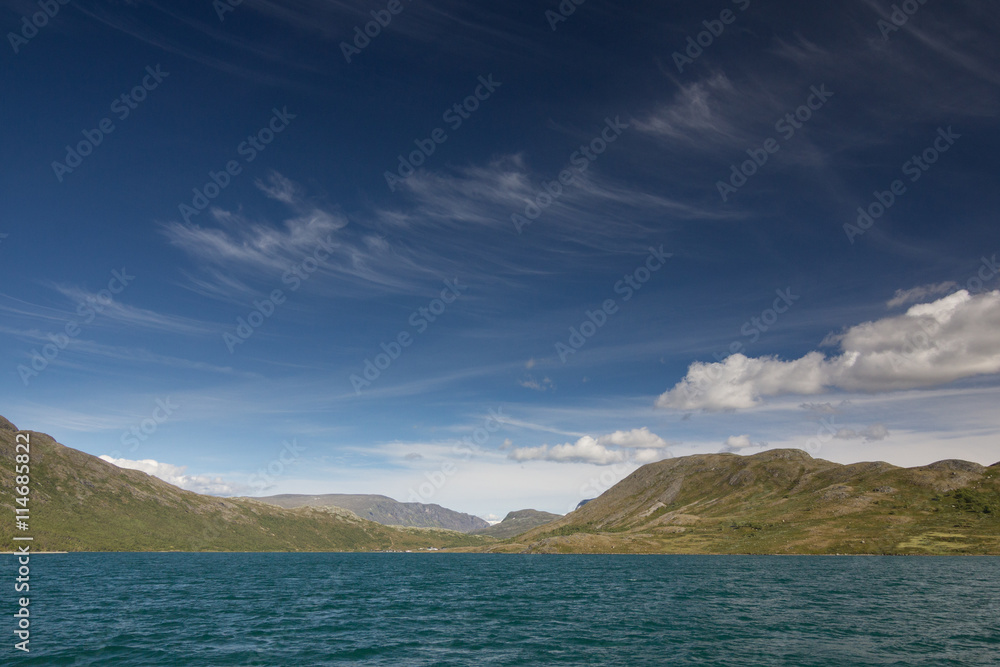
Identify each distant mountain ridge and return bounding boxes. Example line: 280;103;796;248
472;509;562;539
253;494;489;532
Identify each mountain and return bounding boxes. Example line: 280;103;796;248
254;494;489;532
7;413;998;555
0;416;487;552
472;509;562;539
478;449;1000;555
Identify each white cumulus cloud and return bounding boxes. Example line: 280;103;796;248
833;424;890;442
519;375;554;391
595;427;671;449
658;290;1000;411
99;456;241;495
508;428;671;465
721;434;769;453
723;434;753;449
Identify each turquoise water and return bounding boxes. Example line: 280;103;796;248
4;553;999;665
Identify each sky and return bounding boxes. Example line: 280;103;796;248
1;0;999;520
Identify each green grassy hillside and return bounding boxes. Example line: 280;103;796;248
0;416;488;552
473;449;1000;555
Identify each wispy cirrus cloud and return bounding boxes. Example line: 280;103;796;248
861;0;1000;88
0;284;219;342
75;0;552;91
634;2;1000;197
799;401;850;416
376;152;729;269
164;172;442;298
387;153;726;225
887;282;957;308
73;2;323;87
634;74;747;148
58;339;256;377
162;176;347;273
0;323;252;380
51;285;217;335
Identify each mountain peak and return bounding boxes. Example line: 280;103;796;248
746;448;815;462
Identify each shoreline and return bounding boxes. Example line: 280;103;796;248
2;550;998;556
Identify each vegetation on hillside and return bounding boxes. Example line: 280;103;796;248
466;449;1000;555
0;417;489;552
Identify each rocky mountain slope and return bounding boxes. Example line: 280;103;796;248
255;493;488;532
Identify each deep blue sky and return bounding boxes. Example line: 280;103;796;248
2;0;999;518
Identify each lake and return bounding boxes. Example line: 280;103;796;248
5;553;999;665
